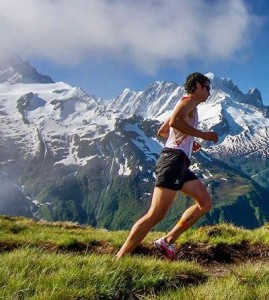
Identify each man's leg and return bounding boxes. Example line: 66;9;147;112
164;179;212;244
115;187;176;259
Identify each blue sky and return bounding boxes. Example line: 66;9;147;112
1;0;269;104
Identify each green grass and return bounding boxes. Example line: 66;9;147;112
0;248;205;299
2;216;269;250
148;263;269;300
178;223;269;245
1;215;269;299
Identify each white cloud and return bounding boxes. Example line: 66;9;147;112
0;0;259;71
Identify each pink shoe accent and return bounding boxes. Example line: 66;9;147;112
154;238;176;260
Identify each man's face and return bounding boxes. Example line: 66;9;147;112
200;81;211;101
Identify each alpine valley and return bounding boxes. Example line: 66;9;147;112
0;58;269;230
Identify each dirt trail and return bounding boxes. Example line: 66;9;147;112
132;242;269;276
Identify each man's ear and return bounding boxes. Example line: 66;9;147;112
196;82;202;90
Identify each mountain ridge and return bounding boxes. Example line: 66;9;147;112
0;58;269;229
0;56;54;84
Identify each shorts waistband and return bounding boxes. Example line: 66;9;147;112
161;147;190;163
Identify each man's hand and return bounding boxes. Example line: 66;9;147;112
202;131;219;143
192;141;201;152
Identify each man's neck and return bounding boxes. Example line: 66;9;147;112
190;94;200;106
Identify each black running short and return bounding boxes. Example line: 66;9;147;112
154;147;198;191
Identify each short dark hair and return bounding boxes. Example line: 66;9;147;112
184;72;210;94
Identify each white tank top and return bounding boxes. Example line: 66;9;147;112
165;96;198;158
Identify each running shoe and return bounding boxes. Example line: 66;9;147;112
154;238;176;260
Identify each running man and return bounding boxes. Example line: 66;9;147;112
115;72;218;260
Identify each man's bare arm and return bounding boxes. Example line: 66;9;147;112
169;97;218;143
157;118;170;139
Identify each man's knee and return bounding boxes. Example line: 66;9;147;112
198;197;212;213
146;209;166;225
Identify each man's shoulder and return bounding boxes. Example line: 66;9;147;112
180;96;197;107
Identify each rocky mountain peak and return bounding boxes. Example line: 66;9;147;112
0;56;54;84
205;72;263;107
246;88;263;106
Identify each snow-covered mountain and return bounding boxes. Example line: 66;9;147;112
0;57;54;84
0;58;269;229
0;82;126;166
110;81;184;119
1;59;267;168
110;73;269;159
109;73;269;191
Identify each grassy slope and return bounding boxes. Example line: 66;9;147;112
1;215;269;299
